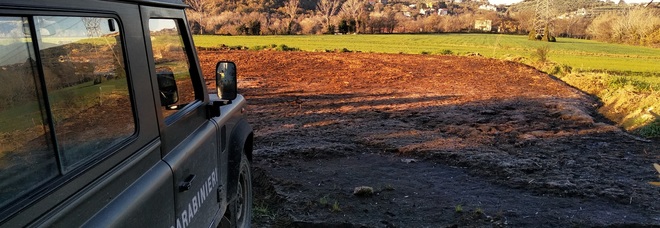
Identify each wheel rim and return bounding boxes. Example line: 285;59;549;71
236;169;248;225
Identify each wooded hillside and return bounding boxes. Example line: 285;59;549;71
183;0;660;47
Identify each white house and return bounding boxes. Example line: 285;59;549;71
478;4;497;11
576;8;588;16
474;19;492;31
420;8;436;15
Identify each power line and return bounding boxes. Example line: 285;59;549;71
532;0;555;37
82;17;102;38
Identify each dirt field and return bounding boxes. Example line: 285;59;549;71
198;50;660;227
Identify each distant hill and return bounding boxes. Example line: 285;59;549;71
507;0;613;14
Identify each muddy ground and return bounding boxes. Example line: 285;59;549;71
199;50;660;227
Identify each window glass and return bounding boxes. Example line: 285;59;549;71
36;16;134;171
148;19;195;119
0;17;57;209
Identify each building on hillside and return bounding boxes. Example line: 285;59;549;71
557;7;591;19
420;8;437;15
474;19;492;31
576;8;588;16
438;8;449;16
478;4;497;11
367;0;387;4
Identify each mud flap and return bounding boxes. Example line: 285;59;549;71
220;190;239;228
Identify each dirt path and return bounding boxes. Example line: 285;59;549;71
199;50;660;227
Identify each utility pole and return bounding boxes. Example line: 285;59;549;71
82;17;102;38
530;0;555;41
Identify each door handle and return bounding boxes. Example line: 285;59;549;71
179;174;196;192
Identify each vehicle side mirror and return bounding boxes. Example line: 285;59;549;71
216;61;237;101
157;68;179;106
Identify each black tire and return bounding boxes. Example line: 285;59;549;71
231;152;252;228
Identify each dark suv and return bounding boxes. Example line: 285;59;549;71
0;0;253;227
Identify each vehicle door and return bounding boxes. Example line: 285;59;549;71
141;6;222;228
0;1;174;227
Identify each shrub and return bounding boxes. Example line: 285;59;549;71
275;44;288;51
319;195;329;205
636;120;660;138
325;25;336;34
331;200;341;212
643;28;660;47
227;45;246;50
440;49;453;55
608;76;629;89
455;204;463;213
275;44;299;51
531;45;550;64
587;8;660;47
250;45;267;51
549;64;572;76
607;76;653;92
528;31;536;40
338;48;352;53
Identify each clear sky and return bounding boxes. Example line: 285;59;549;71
489;0;652;5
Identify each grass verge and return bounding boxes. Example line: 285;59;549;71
557;71;660;137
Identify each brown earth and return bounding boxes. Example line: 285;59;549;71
198;50;660;227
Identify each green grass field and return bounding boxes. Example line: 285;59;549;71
193;34;660;74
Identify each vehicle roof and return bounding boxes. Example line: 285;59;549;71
109;0;188;8
0;0;188;9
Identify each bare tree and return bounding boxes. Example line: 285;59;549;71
317;0;340;33
282;0;300;34
341;0;366;33
510;8;535;33
184;0;213;34
586;12;616;41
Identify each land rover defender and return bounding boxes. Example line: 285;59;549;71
0;0;254;227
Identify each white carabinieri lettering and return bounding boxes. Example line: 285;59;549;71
171;168;218;228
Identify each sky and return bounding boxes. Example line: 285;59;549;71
489;0;652;5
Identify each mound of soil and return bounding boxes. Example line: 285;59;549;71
198;50;660;227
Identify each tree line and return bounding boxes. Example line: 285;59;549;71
184;0;660;47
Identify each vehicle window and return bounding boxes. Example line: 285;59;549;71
0;16;57;210
0;15;135;209
36;16;134;171
148;19;196;119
